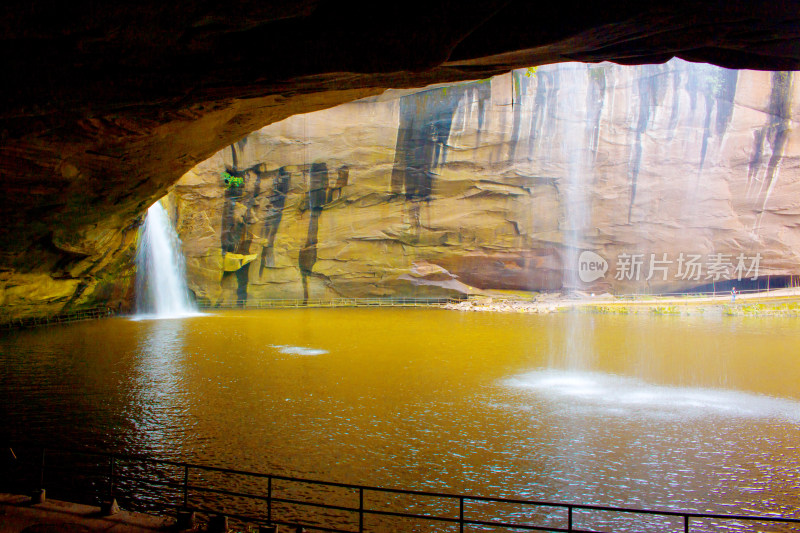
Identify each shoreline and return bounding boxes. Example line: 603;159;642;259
443;288;800;317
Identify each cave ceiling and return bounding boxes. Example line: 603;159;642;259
1;0;799;268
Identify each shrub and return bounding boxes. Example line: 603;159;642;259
221;171;244;188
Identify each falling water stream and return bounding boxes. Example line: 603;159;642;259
134;201;198;319
558;64;593;293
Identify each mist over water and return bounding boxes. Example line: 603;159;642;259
134;202;198;319
505;368;800;422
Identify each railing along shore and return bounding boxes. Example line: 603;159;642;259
3;288;800;331
5;446;800;533
0;299;457;331
0;306;115;330
608;286;800;302
197;297;459;310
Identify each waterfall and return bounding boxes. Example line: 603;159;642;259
134;201;198;318
558;64;593;292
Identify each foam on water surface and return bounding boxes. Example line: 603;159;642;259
505;369;800;422
271;344;329;356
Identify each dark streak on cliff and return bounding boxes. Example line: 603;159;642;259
299;162;328;302
586;65;607;161
221;142;265;303
259;167;291;275
628;64;666;222
698;68;739;171
527;70;555;163
749;72;794;208
221;148;246;255
509;71;524;161
391;86;470;202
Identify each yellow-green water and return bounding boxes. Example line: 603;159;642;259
2;309;799;531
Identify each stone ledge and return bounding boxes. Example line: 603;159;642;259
0;493;176;533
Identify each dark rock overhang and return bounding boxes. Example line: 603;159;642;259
3;1;799;131
0;0;798;266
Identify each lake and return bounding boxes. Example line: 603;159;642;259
2;309;799;531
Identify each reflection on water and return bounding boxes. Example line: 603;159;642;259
554;311;596;370
127;319;196;456
1;309;799;528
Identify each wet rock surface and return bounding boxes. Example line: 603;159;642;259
170;61;800;303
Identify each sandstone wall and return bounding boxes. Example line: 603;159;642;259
170;60;800;304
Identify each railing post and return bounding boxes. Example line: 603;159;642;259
459;496;464;533
358;487;364;533
568;505;573;532
268;476;272;524
31;448;47;504
182;464;189;508
39;448;46;488
101;454;119;516
684;515;689;533
109;455;115;499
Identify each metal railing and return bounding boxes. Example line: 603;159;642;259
198;297;459;310
4;288;797;330
0;298;454;330
6;447;800;532
611;286;800;301
0;306;116;330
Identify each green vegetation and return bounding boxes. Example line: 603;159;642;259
724;301;800;317
582;298;800;317
221;171;244;188
582;305;632;315
650;305;681;315
588;65;608;85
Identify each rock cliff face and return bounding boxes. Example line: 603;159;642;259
169;59;800;303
